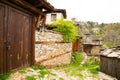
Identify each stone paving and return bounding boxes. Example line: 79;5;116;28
7;67;117;80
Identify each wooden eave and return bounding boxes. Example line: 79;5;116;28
24;0;55;12
0;0;44;15
1;0;55;16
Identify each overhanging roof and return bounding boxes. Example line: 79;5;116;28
3;0;55;15
25;0;55;12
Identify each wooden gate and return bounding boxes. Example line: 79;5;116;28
0;3;34;74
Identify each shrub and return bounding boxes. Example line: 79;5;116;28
53;19;78;42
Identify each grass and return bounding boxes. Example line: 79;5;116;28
0;72;12;80
31;65;46;70
70;51;84;65
38;69;50;78
56;51;100;78
26;76;36;80
59;77;64;80
82;57;100;74
19;70;27;74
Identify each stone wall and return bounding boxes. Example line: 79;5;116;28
91;45;101;55
35;31;72;68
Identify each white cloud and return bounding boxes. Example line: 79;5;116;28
48;0;120;23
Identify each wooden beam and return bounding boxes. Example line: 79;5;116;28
40;0;54;11
7;0;45;15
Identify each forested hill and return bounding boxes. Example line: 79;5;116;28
77;21;120;48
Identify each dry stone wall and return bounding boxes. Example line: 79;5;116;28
35;30;72;68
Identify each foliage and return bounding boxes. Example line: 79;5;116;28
53;19;78;42
102;42;114;48
0;72;12;80
77;21;120;48
19;70;27;74
102;23;120;48
59;77;64;80
63;65;84;78
26;76;36;80
71;51;84;65
82;57;100;74
57;51;100;78
31;65;46;70
38;70;50;78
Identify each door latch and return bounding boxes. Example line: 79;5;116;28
5;41;11;50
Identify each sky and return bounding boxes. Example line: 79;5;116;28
47;0;120;23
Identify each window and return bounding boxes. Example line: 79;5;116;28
51;14;56;21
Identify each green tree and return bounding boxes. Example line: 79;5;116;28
53;19;78;42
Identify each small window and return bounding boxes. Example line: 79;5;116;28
51;14;56;21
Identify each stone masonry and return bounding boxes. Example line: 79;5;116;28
35;30;72;68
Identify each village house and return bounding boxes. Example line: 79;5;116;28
0;0;55;75
82;33;102;54
45;9;67;24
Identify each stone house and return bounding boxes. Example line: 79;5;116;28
82;34;102;55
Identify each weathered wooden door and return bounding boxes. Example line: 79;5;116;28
7;6;32;71
0;3;34;74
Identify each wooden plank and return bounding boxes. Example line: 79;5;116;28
116;59;120;79
0;3;5;74
22;14;31;67
7;6;22;71
31;16;35;65
35;41;70;44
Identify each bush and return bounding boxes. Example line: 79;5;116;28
53;19;78;42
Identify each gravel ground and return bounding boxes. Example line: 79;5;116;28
7;67;117;80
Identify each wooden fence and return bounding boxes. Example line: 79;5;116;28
100;55;120;79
